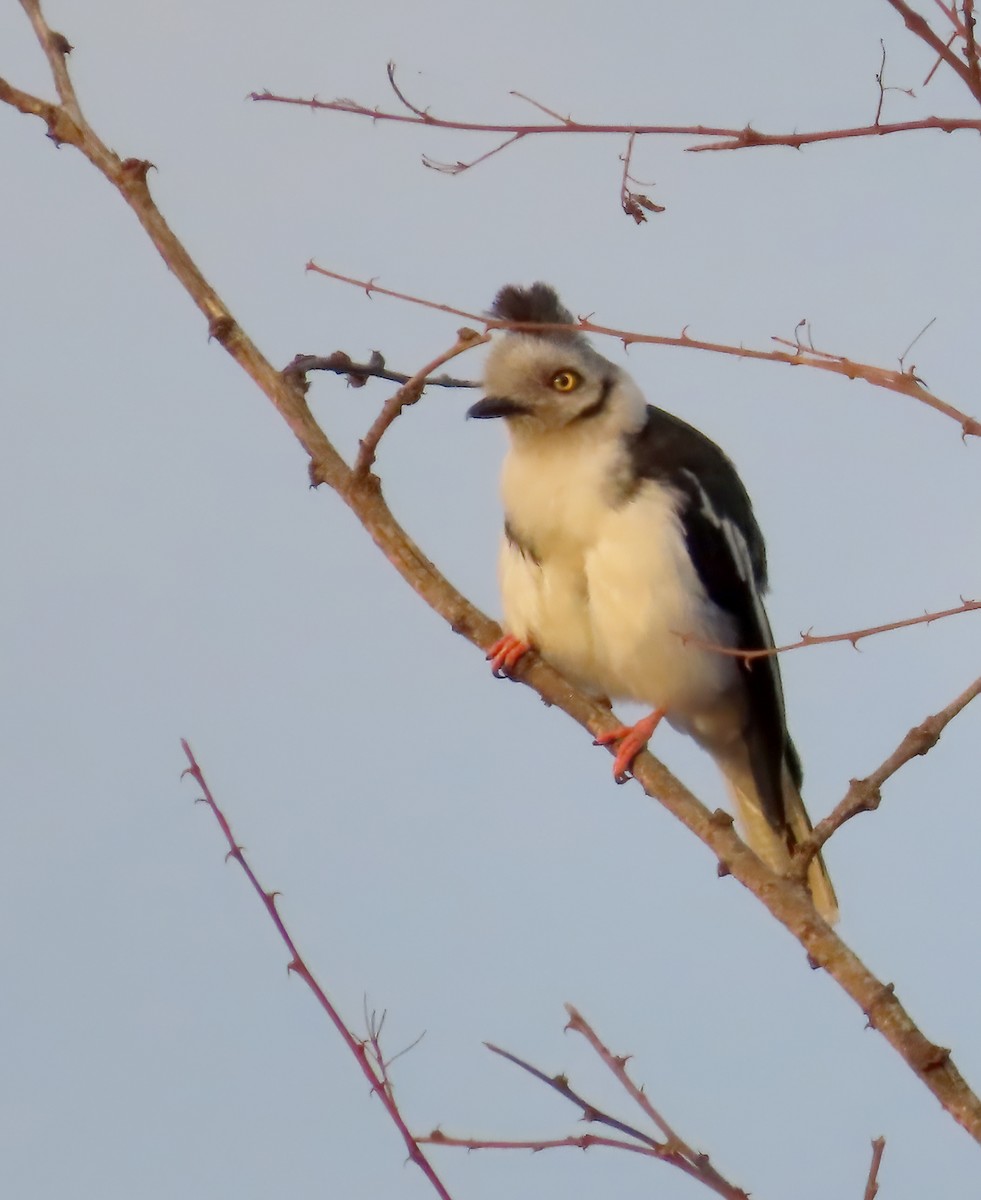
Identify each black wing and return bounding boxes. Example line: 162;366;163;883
626;405;801;828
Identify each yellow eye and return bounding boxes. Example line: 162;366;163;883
550;369;582;393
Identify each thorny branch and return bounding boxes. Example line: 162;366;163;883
682;598;981;662
885;0;981;99
179;742;455;1200
426;1009;750;1200
283;349;478;390
619;132;665;223
7;0;981;1158
250;59;981;165
305;267;981;438
352;328;488;478
793;673;981;869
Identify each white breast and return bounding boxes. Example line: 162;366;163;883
499;435;738;720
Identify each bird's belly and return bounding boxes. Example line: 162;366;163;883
584;493;739;716
499;493;739;717
500;542;608;695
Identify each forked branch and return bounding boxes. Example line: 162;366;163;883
180;742;455;1200
794;672;981;867
424;1008;750;1200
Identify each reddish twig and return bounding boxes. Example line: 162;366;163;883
680;598;981;663
864;1136;887;1200
179;741;456;1200
964;0;981;91
794;672;981;867
352;328;488;478
563;1006;697;1155
305;267;981;437
475;1034;749;1199
254;86;981;152
619;132;665;223
884;0;981;98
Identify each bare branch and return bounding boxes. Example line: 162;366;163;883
250;84;981;156
18;0;79;114
482;1042;665;1151
306;267;981;437
352;328;488;478
619;132;665;223
875;38;916;126
864;1136;887;1200
422;1130;659;1156
284;350;478;390
680;598;981;663
795;673;981;865
479;1038;749;1199
180;742;455;1200
564;1006;695;1155
884;0;981;99
964;0;981;91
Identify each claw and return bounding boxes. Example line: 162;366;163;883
593;709;666;783
487;633;531;678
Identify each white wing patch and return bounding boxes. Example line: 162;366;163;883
679;468;788;721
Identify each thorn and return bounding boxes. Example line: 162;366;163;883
208;313;235;343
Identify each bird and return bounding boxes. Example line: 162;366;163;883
467;282;838;923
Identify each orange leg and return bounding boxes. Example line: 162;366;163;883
593;708;667;784
487;633;532;678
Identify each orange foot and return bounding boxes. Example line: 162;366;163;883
593;709;667;784
487;633;532;679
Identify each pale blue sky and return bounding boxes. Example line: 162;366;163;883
2;2;980;1197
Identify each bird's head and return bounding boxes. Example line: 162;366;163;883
468;283;644;439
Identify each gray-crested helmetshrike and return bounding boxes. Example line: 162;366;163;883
468;282;838;923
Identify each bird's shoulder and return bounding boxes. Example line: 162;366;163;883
625;405;768;590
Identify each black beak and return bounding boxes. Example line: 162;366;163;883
467;396;529;420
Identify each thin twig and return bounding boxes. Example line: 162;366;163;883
422;1131;659;1156
619;132;665;223
284;350;478;390
898;316;936;371
794;673;981;867
680;598;980;663
481;1041;749;1199
876;39;889;125
251;87;981;153
964;0;981;91
483;1043;667;1151
305;267;981;437
180;742;455;1200
352;329;488;478
864;1136;886;1200
18;0;79;115
874;38;916;126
